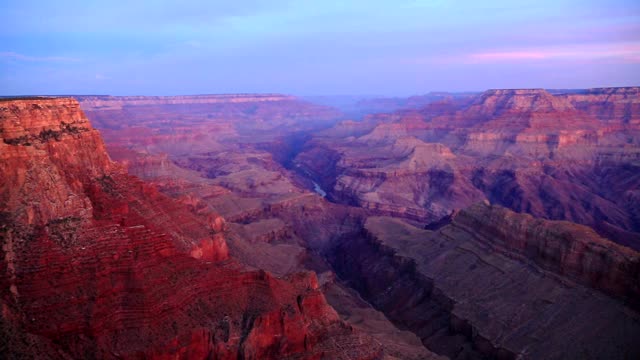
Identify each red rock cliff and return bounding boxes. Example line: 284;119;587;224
1;98;114;226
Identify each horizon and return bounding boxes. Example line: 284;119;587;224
2;1;639;96
1;85;638;100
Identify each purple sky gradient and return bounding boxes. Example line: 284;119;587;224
1;0;639;95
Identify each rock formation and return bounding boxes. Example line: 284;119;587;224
328;204;640;359
295;88;640;248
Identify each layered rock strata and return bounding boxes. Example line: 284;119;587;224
328;204;640;359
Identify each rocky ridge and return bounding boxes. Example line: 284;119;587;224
328;203;640;359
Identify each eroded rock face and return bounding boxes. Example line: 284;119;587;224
0;98;382;359
1;98;114;226
452;202;640;304
560;87;640;126
328;205;640;359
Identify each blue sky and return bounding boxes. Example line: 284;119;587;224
1;0;639;95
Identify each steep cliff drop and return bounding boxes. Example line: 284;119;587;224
328;203;640;359
0;98;382;359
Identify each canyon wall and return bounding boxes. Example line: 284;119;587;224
295;88;640;247
328;204;640;359
560;87;640;126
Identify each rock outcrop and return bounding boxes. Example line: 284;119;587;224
328;204;640;359
452;202;640;303
1;98;115;226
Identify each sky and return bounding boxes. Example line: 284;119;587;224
1;0;639;96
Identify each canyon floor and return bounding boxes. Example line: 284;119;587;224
2;89;640;359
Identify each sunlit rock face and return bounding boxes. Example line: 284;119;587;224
0;98;383;359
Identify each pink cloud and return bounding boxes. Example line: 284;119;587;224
470;51;549;61
466;42;640;64
0;51;81;63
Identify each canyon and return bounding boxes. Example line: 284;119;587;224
296;88;640;248
2;88;639;359
0;98;385;359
